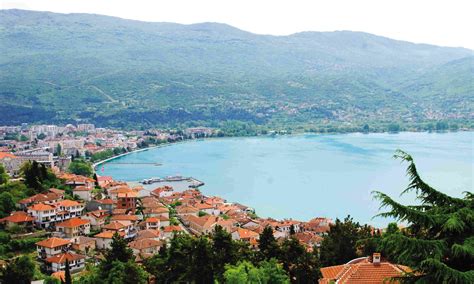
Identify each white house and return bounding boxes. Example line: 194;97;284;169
36;237;71;259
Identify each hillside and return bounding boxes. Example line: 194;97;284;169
1;9;473;128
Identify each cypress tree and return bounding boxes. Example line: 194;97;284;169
64;259;72;284
373;150;474;283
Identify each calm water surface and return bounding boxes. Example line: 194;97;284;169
102;132;473;226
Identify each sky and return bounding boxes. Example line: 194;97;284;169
2;0;473;49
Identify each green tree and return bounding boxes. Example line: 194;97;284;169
0;164;9;185
0;255;36;284
373;150;474;283
280;237;320;283
56;143;62;156
43;276;61;284
104;232;134;263
224;260;289;284
105;261;148;284
319;215;365;266
64;259;72;284
68;160;93;177
258;226;280;260
191;236;214;284
212;225;238;281
0;192;16;218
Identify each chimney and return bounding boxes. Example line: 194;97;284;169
373;253;381;265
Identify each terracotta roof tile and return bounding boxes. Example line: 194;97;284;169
36;237;70;248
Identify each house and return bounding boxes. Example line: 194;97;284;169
36;237;71;259
60;173;95;188
231;228;259;242
275;220;302;235
82;210;108;229
71;236;96;253
185;215;220;235
96;175;113;187
116;191;138;211
142;217;160;230
55;218;91;238
319;253;411;284
86;198;115;213
128;239;162;255
72;186;93;201
176;205;199;217
162;225;183;239
18;191;63;209
294;232;323;249
143;206;169;218
28;203;58;228
0;152;21;175
103;220;137;239
195;202;217;215
150;186;174;198
0;211;35;230
95;231;125;250
45;252;86;273
136;229;161;241
56;200;84;218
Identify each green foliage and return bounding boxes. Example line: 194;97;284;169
0;192;16;218
105;261;148;284
0;255;36;284
373;150;474;283
65;259;72;284
280;237;321;283
224;260;290;284
0;164;8;185
43;276;61;284
258;226;281;261
68;159;93;177
1;9;472;129
21;161;58;193
198;210;208;217
89;148;126;163
320;215;372;266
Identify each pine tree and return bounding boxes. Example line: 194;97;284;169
64;259;72;284
258;226;280;260
373;150;474;283
212;225;238;281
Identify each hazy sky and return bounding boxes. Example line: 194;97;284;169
2;0;473;49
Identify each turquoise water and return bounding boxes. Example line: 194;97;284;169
101;132;473;226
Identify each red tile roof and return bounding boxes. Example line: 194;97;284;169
45;252;85;264
36;237;70;248
56;218;90;228
28;203;56;211
0;211;35;223
0;152;17;159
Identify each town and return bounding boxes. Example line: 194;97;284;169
0;123;419;283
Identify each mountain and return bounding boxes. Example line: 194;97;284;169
1;9;473;128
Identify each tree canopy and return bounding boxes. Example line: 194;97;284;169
373;150;474;283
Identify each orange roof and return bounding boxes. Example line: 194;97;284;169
103;221;126;230
145;217;159;223
111;215;139;221
117;191;138;198
28;203;55;211
137;229;161;239
36;237;70;248
45;252;85;264
320;259;410;284
19;192;61;204
235;228;259;239
51;271;65;281
56;200;82;207
56;218;90;228
163;225;183;233
98;198;114;205
95;231;125;239
128;238;162;250
73;186;92;192
0;211;35;223
0;152;17;159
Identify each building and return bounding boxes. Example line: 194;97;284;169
231;228;259;242
0;152;21;175
116;191;138;211
128;239;162;255
319;253;411;284
71;236;96;253
56;200;84;218
95;231;125;250
28;203;58;228
55;218;91;238
73;186;93;201
45;252;86;273
36;237;71;259
0;211;35;230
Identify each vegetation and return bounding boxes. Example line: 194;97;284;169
0;255;36;284
1;9;472;130
373;150;474;283
68;159;93;177
224;260;289;284
21;161;59;194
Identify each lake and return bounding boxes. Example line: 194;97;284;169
101;132;473;226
